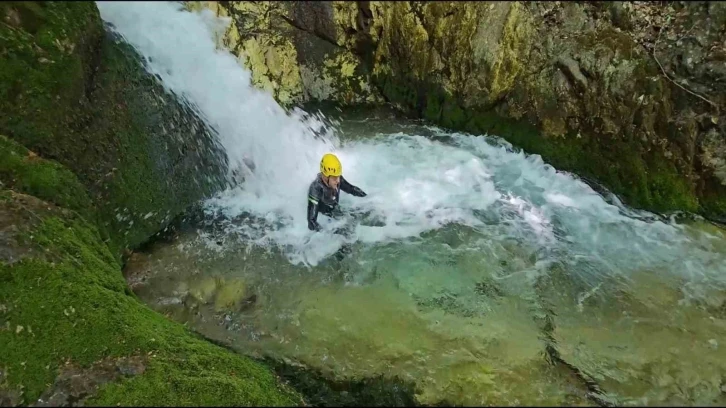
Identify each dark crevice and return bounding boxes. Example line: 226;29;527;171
191;331;421;407
544;343;613;407
278;14;344;50
534;277;612;407
265;359;420;407
84;25;104;104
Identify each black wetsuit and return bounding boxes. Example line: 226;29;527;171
307;172;366;231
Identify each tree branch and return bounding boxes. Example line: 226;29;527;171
652;16;719;112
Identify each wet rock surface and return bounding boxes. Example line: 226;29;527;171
536;266;726;406
34;356;147;407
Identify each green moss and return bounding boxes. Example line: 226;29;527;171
440;97;466;129
699;186;726;222
0;192;300;406
423;90;443;122
0;1;101;149
89;339;300;406
644;157;699;212
376;73;419;116
0;135;95;220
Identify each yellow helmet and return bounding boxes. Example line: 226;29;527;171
320;153;342;177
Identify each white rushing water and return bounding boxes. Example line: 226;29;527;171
97;2;726;295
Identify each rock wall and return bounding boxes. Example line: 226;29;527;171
194;1;726;221
0;2;300;405
185;1;383;106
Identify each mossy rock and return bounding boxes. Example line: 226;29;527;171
0;135;95;220
354;2;708;217
0;190;301;406
699;183;726;224
1;1;229;258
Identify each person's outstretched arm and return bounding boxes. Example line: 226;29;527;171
307;200;321;231
307;184;322;231
340;176;366;197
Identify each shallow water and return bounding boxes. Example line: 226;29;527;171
99;2;726;405
125;114;726;406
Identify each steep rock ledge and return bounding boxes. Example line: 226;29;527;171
1;1;229;257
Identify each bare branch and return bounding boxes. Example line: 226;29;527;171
652;16;720;112
674;21;697;44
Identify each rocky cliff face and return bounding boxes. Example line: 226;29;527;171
186;1;384;106
193;0;726;221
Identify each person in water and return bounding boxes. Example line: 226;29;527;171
307;153;367;232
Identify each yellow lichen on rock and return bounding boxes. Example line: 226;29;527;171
242;37;302;105
183;1;206;13
369;2;432;81
489;2;532;102
187;1;385;105
541;116;568;138
367;1;387;44
188;1;303;105
301;54;382;104
188;276;219;304
325;52;357;79
214;277;247;313
227;2;303;105
300;64;334;101
424;2;481;95
331;1;359;47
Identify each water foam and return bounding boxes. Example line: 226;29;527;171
98;1;726;291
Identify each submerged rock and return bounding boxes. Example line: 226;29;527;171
214;277;248;313
188;276;219;305
538;268;726;406
121;228;598;405
245;281;593;406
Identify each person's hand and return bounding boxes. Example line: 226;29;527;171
351;186;367;197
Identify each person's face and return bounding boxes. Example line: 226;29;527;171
327;175;340;190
